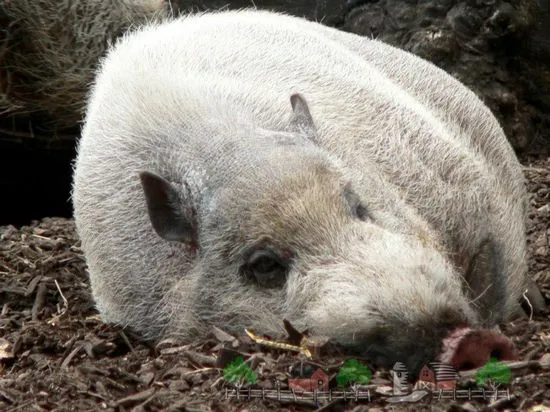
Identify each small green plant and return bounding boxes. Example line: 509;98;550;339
223;356;257;387
475;358;512;399
336;359;373;389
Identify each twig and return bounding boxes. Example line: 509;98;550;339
210;376;225;389
47;280;69;325
522;166;548;173
77;390;106;401
488;394;516;409
54;279;68;314
118;330;135;353
31;281;48;321
6;401;34;412
522;289;534;321
114;387;156;407
182;350;217;367
60;345;82;370
245;329;312;358
180;367;219;378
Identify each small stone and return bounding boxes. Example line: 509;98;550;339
539;353;550;369
153;359;165;369
139;372;155;386
168;380;189;392
257;379;274;389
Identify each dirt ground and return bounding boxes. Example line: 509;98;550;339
1;154;549;412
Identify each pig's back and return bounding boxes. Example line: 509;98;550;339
91;9;521;188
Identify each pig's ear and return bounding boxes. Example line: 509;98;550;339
139;171;198;245
466;239;548;319
289;93;316;140
464;239;506;324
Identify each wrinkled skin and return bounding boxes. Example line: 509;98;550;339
72;10;541;375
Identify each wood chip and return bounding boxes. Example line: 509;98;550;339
31;281;48;321
114;388;156;406
0;338;13;360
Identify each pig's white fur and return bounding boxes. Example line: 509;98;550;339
72;9;528;367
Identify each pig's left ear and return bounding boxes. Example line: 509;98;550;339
139;171;198;247
289;92;317;141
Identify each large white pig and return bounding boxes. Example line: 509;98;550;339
72;9;541;374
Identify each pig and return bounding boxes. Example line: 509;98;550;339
0;0;167;127
72;9;544;375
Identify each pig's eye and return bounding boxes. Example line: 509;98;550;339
354;203;369;221
245;250;288;288
343;186;370;221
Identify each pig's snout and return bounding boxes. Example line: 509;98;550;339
440;327;518;371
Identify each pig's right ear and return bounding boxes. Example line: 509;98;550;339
463;239;505;324
289;92;317;142
139;171;198;245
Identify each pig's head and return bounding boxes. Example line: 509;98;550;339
138;93;518;375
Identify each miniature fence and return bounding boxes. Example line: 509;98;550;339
436;388;511;401
225;387;371;402
225;387;511;402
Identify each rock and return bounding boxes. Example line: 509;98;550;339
343;0;550;152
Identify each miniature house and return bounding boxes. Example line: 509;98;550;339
414;364;436;391
433;363;458;390
288;368;329;392
413;362;458;391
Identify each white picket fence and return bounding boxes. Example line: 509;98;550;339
224;387;371;402
224;387;511;402
436;388;511;400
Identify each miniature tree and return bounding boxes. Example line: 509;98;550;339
223;356;257;389
474;358;512;400
336;359;373;391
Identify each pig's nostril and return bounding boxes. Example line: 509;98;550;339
490;348;502;360
459;361;474;371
